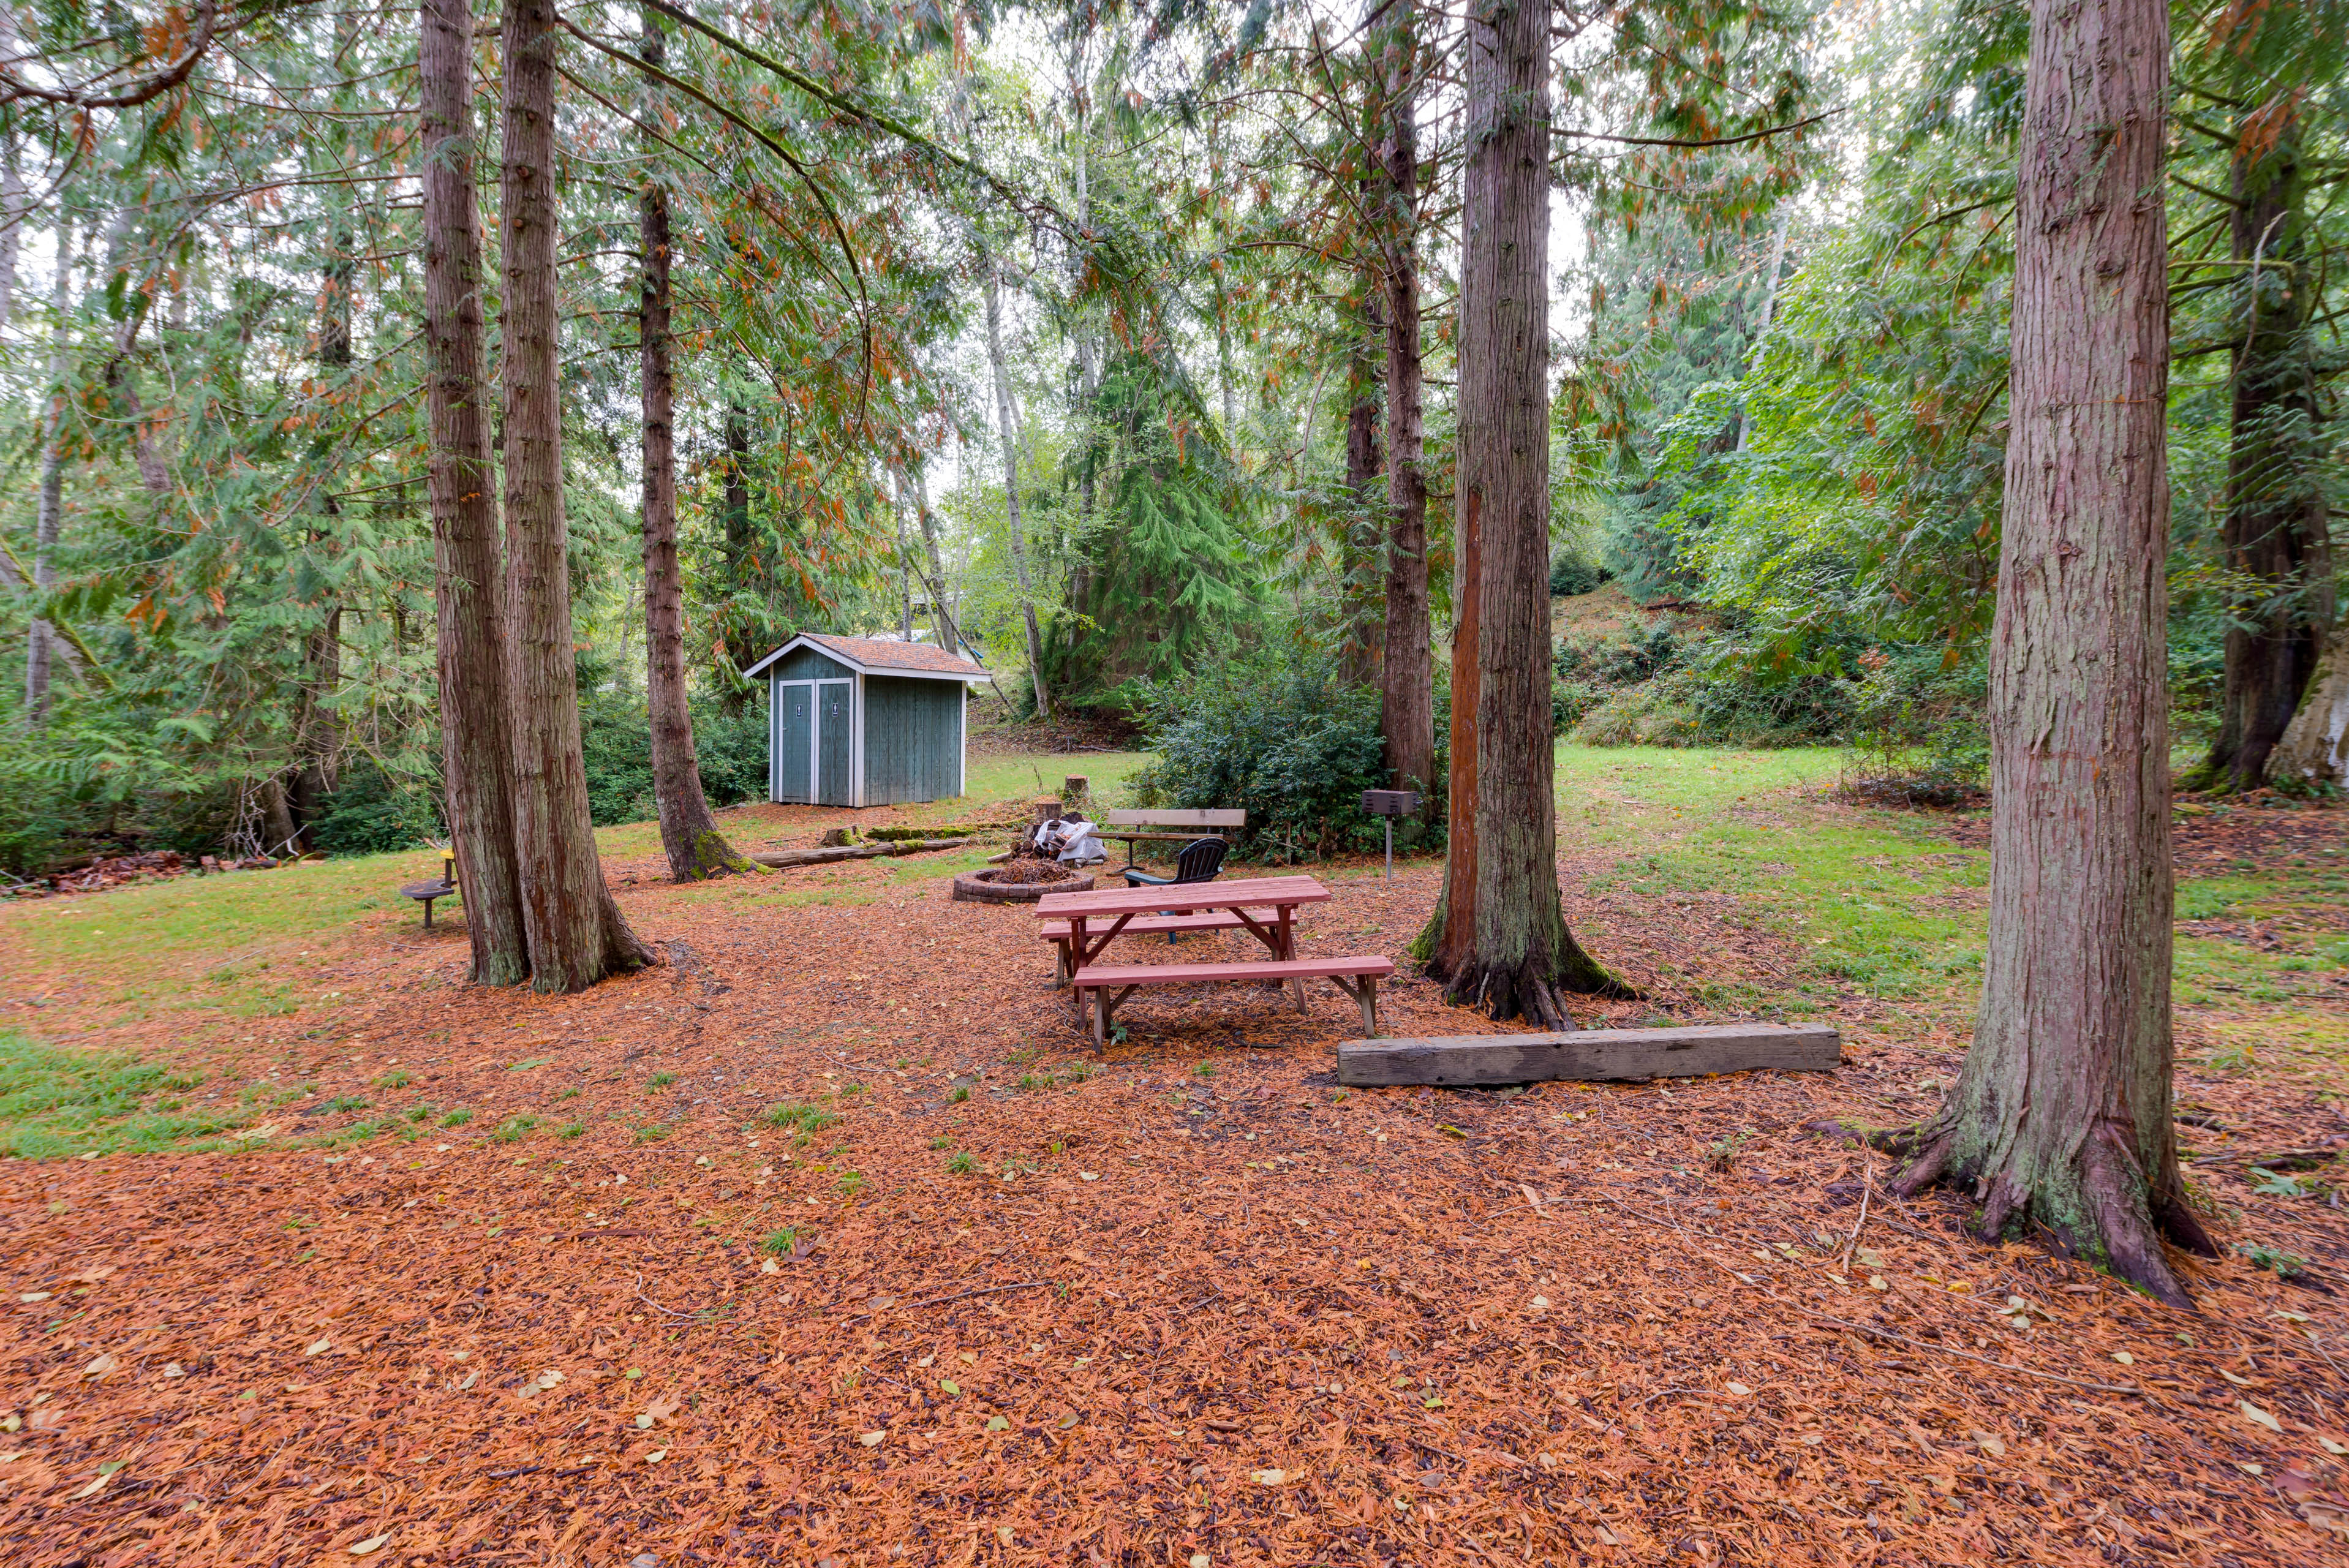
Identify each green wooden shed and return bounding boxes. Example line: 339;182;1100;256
740;633;988;807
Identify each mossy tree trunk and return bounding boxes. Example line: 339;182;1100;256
1415;0;1621;1025
1895;0;2213;1305
2271;611;2348;788
2188;104;2331;794
500;0;654;990
636;9;752;884
420;0;529;986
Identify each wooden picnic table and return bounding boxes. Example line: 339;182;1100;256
1035;875;1387;1046
1033;873;1330;970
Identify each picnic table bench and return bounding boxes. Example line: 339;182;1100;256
1072;955;1393;1046
1034;874;1392;1047
1100;808;1245;867
1038;906;1279;983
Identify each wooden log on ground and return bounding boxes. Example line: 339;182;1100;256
1336;1023;1841;1087
750;837;975;870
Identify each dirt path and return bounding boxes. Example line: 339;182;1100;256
1;792;2343;1565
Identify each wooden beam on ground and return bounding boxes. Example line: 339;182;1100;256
1335;1023;1841;1087
749;837;976;870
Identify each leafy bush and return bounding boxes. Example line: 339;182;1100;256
1842;646;1989;804
1553;679;1605;731
310;756;444;856
576;653;772;826
1558;615;1863;750
1550;546;1612;597
1127;663;1431;859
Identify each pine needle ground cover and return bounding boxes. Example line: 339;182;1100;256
1;750;2343;1565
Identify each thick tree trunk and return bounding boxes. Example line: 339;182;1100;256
500;0;653;990
421;0;530;986
1338;279;1385;689
636;10;751;884
258;775;300;856
2272;611;2349;788
1894;0;2211;1306
1374;0;1433;805
983;258;1051;718
2189;109;2329;794
1416;0;1620;1023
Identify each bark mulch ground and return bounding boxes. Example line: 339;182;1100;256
1;800;2344;1566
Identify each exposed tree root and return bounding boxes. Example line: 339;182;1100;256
1434;941;1637;1027
1893;1124;2207;1311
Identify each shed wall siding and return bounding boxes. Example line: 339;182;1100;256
861;677;965;803
769;645;856;682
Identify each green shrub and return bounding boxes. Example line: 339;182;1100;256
309;756;443;856
576;654;771;827
1550;547;1612;597
1561;619;1863;750
1128;663;1436;858
1841;646;1988;802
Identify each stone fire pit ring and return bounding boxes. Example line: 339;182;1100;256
951;865;1097;905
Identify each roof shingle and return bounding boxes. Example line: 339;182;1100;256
799;633;987;677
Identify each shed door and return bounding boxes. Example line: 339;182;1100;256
815;679;854;805
774;680;814;804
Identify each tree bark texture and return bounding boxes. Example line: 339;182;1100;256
1416;0;1619;1024
500;0;652;990
25;211;70;727
2272;611;2349;787
1374;0;1434;805
636;10;751;884
1338;277;1385;689
1895;0;2210;1306
2190;108;2331;793
421;0;530;986
984;258;1052;718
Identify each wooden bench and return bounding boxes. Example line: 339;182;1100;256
1101;808;1245;867
1039;907;1280;984
1071;956;1395;1047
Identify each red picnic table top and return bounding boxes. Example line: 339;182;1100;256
1031;874;1331;921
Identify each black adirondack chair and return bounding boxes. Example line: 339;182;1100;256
1122;836;1230;943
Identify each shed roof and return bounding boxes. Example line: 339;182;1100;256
741;631;990;683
